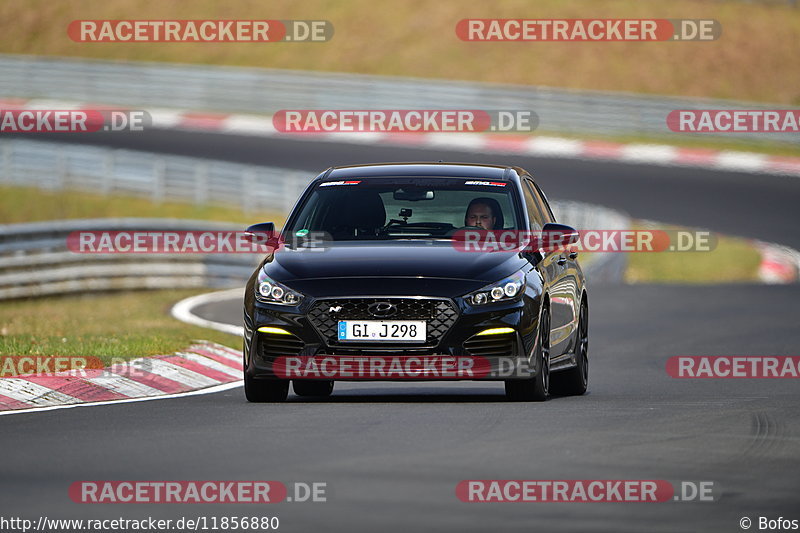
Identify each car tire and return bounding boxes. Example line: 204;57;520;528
505;304;550;402
244;374;290;402
242;338;290;402
293;380;334;397
550;298;588;397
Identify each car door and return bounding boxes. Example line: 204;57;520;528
530;178;580;357
523;178;574;358
521;179;564;356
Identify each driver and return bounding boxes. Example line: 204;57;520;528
464;198;498;230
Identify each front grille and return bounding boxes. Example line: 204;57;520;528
464;333;516;358
308;298;458;347
258;331;304;360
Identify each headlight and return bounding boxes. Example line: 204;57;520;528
466;270;525;306
255;268;303;305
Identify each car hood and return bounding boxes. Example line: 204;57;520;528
264;241;526;284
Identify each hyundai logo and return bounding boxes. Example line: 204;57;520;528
367;301;398;318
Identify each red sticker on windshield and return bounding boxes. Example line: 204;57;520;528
464;180;506;186
319;180;362;187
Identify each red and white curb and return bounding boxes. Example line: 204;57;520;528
0;341;242;415
755;241;800;284
2;98;800;177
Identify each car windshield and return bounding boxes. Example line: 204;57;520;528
285;177;522;241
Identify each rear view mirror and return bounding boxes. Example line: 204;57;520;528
393;188;434;201
244;222;278;247
541;223;580;250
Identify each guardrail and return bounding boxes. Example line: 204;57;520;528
0;218;262;299
0;54;796;144
0;138;313;214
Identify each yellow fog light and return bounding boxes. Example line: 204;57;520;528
257;326;293;336
476;327;515;336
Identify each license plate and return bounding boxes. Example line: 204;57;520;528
338;321;427;342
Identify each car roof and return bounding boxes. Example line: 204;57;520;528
320;162;522;181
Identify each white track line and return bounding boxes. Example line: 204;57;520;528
0;381;242;417
170;287;244;336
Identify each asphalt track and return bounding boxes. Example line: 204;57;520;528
1;130;799;532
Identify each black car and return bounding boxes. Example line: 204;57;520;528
243;163;588;402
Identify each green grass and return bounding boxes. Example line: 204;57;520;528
625;226;762;284
0;185;284;225
0;289;240;364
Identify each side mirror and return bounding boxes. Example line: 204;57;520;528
244;222;278;248
541;223;579;251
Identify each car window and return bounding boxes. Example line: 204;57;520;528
522;180;545;231
285;177;522;240
529;179;556;223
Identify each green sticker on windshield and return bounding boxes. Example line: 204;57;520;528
295;229;310;237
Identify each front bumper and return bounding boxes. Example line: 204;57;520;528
245;295;539;381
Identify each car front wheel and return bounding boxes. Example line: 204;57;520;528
244;373;290;402
505;304;550;402
550;298;588;396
